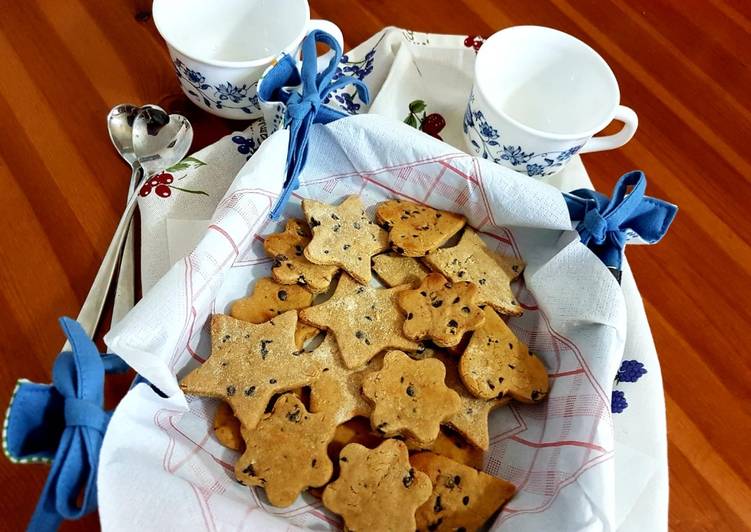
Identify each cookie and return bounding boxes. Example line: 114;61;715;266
435;351;509;450
362;350;461;444
308;333;373;424
372;253;430;287
235;394;336;507
376;199;466;257
300;274;419;369
423;228;524;316
459;307;549;402
302;195;389;284
322;439;432;532
229;277;319;350
429;429;485;470
180;311;321;431
264;218;338;293
213;401;244;452
397;273;486;348
410;452;516;532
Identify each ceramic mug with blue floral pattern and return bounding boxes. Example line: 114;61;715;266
153;0;342;120
464;26;638;178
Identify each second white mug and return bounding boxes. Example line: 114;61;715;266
153;0;342;119
464;26;638;177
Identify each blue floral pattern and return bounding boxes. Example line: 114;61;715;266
463;91;583;177
611;359;648;414
323;34;385;115
174;59;260;114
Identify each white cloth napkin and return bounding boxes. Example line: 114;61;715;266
103;27;667;531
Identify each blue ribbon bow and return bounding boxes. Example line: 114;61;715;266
564;170;677;281
4;317;128;531
258;30;370;219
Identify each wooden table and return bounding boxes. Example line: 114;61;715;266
0;1;749;530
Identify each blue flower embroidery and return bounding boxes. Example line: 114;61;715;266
616;360;647;383
526;163;546;177
611;390;628;413
186;68;205;85
475;111;499;141
215;82;249;103
335;92;361;114
231;135;257;159
500;145;533;166
557;144;582;162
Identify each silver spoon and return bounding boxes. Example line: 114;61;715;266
65;106;192;349
111;105;193;325
106;104;141;327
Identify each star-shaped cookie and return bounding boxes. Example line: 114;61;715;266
235;394;336;507
308;333;374;424
264;218;339;293
299;274;419;368
459;307;549;402
376;199;466;257
302;195;389;284
180;311;321;431
372;252;430;287
323;439;432;532
434;351;509;450
229;277;319;350
362;350;461;444
397;273;486;347
423;228;525;316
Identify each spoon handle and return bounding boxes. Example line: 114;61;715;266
111;166;141;327
61;193;138;351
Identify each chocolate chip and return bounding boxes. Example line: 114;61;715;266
512;264;519;272
436;213;442;218
294;245;303;256
452;296;460;304
364;338;371;345
309;217;320;227
242;464;255;476
353;221;361;229
323;249;329;254
444;282;453;289
380;221;392;230
499;376;504;383
412;234;419;238
244;386;255;396
332;224;341;232
508;364;516;369
260;339;273;358
531;390;542;400
406;384;416;397
434;495;443;513
355;330;365;340
453;475;461;486
402;467;415;487
356;286;365;294
406;312;413;320
463;495;470;505
400;376;404;383
221;362;228;367
508;342;514;349
365;315;373;321
311;458;317;467
226;385;236;396
510;299;517;305
297;275;307;285
400;214;409;220
431;300;443;308
394;246;406;254
461;306;470;314
487;379;496;390
448;319;458;328
331;213;340;220
287;406;301;422
269;378;277;384
428;518;443;531
479;278;486;285
444;476;456;489
457;270;465;277
340;456;348;462
277;290;287;301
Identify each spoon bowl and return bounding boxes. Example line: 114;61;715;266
132;104;193;176
106;104;140;167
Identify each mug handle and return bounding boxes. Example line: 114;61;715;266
306;19;345;70
578;105;639;154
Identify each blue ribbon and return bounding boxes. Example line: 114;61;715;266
4;317;128;531
564;170;677;280
258;30;370;219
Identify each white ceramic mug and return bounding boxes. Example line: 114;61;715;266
463;26;638;177
152;0;343;119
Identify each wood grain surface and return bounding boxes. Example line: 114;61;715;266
0;0;749;530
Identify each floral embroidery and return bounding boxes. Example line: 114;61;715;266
463;35;486;52
463;90;583;177
611;359;648;414
232;135;258;159
324;34;385;115
174;59;260;114
139;157;209;199
403;100;446;140
334;92;361;114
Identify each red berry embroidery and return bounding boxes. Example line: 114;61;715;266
463;36;474;47
155;185;172;198
420;113;446;139
157;172;174;185
147;176;160;188
139;184;152;197
463;35;486;53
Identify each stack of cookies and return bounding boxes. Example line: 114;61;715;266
180;196;550;532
